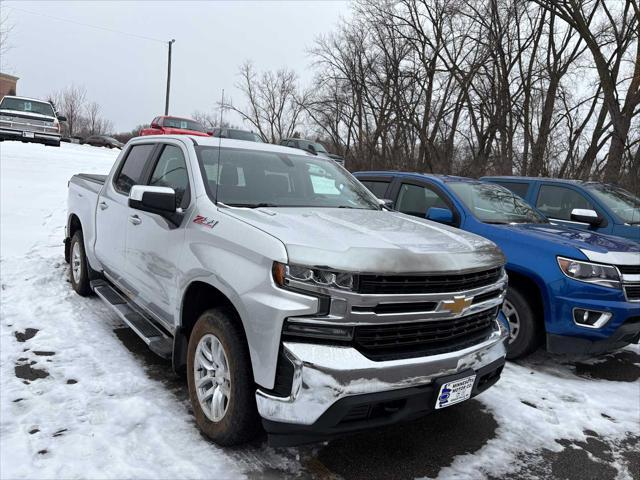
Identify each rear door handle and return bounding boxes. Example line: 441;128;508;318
98;201;108;210
128;215;142;226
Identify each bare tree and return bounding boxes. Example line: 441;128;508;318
222;62;310;143
85;101;102;136
54;85;87;137
0;10;13;58
534;0;640;183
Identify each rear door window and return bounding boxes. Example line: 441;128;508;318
114;144;155;195
536;185;594;220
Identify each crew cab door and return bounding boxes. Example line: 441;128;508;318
124;141;192;326
94;143;156;281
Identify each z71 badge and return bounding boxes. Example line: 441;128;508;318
193;215;218;229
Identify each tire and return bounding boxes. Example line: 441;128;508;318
69;231;92;296
187;308;260;446
502;286;541;359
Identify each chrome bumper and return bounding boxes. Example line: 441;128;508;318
0;127;60;141
256;313;509;425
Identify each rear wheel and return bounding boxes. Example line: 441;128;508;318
502;286;540;359
187;308;260;446
69;231;92;296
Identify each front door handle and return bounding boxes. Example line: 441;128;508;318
128;215;142;226
98;201;108;210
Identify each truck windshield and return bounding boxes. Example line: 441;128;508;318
585;184;640;224
163;117;205;132
313;142;328;153
227;130;264;142
449;182;547;224
196;146;380;209
0;97;55;117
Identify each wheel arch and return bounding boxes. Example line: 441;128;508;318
65;214;83;263
174;280;248;374
505;267;547;332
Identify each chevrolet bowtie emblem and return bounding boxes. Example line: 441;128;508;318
441;295;473;315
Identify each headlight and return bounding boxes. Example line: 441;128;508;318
557;257;621;289
273;262;357;291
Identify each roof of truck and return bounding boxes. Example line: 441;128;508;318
135;134;327;157
0;95;54;104
481;176;585;183
355;171;481;184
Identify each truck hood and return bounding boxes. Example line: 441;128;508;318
222;208;504;273
489;223;640;263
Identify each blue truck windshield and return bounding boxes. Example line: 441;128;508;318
585;184;640;225
450;182;547;224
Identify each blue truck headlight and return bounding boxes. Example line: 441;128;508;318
557;257;621;289
273;262;357;291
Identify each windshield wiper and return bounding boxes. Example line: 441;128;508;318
226;203;280;208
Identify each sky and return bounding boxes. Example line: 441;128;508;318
0;0;351;131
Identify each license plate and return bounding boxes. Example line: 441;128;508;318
435;374;476;409
23;131;35;139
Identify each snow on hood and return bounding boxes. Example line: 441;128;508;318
223;207;505;273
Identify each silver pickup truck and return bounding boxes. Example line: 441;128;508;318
65;135;510;446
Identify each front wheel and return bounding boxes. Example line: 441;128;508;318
187;308;260;446
502;286;541;359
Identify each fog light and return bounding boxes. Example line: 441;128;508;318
572;308;612;329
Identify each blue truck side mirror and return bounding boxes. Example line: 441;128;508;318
426;207;454;224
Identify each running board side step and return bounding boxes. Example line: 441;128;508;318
91;280;172;359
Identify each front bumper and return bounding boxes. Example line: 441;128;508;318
257;314;509;445
0;127;60;144
545;277;640;352
547;316;640;355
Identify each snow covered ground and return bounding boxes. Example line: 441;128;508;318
1;141;638;480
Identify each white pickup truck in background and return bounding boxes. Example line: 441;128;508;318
65;135;510;446
0;95;66;147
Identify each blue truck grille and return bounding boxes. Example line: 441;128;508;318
618;265;640;275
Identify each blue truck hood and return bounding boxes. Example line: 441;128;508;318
485;223;640;265
508;224;638;252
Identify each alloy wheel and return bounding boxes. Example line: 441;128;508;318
194;333;231;422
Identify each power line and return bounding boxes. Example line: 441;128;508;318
5;5;166;44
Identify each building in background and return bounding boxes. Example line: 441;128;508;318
0;73;19;98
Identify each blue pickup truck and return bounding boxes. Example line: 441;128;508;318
355;171;640;359
482;177;640;243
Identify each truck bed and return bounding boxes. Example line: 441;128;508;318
76;173;107;185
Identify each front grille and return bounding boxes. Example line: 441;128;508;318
357;267;502;295
624;284;640;301
353;307;498;360
618;265;640;275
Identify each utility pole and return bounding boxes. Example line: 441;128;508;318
164;39;175;115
